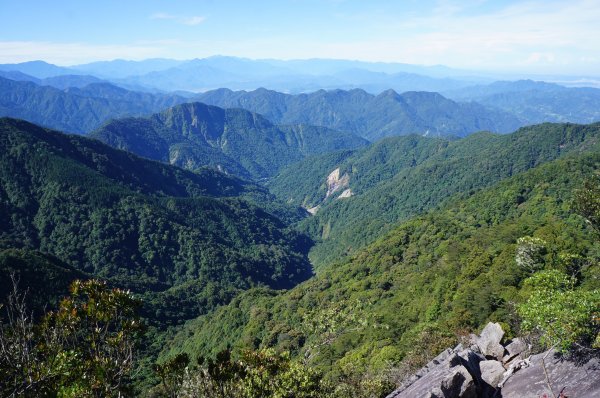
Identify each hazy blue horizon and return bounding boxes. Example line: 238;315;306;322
1;0;599;75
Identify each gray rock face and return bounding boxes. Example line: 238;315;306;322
386;347;488;398
385;323;600;398
476;322;505;360
480;360;505;387
500;350;600;398
386;348;463;397
440;365;477;398
503;338;527;364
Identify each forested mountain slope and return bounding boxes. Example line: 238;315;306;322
270;122;600;267
90;102;368;179
0;118;312;324
162;152;600;388
445;80;600;125
0;77;188;133
196;87;523;140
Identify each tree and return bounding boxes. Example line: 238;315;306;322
169;348;327;398
515;236;547;273
573;175;600;232
518;270;600;352
0;278;144;397
153;353;190;398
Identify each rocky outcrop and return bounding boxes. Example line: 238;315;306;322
479;360;505;387
305;168;353;215
337;188;353;198
325;168;350;199
306;205;320;215
386;322;600;398
476;322;505;361
500;349;600;397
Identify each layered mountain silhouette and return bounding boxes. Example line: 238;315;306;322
0;76;188;133
90;102;369;179
196;87;523;140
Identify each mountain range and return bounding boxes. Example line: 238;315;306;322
2;62;600;142
196;87;523;140
445;79;600;124
0;76;188;133
0;75;521;139
2;55;600;397
89;102;368;179
0;57;483;93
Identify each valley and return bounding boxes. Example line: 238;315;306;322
1;51;599;397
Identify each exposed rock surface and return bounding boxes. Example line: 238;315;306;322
337;188;353;198
477;322;505;360
479;360;505;387
500;349;600;397
438;365;476;398
306;205;320;215
386;322;600;398
325;168;350;199
503;338;527;363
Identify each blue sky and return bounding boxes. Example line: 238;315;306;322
0;0;599;74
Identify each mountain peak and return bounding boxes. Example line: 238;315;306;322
375;88;401;100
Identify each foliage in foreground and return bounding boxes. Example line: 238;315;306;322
518;269;600;351
153;349;326;398
0;279;143;397
518;176;600;352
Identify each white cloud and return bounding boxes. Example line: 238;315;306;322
404;0;600;71
150;13;206;26
150;12;174;20
182;16;206;26
313;0;600;74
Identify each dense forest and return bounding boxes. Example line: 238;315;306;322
1;114;599;396
271;122;600;267
160;151;600;395
2;0;600;392
0;118;313;326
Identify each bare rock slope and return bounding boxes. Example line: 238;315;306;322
386;322;600;398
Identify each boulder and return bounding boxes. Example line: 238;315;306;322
456;349;484;380
386;348;479;398
439;365;477;398
502;338;528;364
385;323;600;398
480;360;506;387
476;322;505;360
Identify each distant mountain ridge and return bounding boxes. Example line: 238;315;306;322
0;57;481;93
196;87;523;140
0;60;75;78
2;59;600;140
0;76;188;133
445;79;600;124
90;102;369;179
